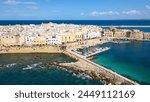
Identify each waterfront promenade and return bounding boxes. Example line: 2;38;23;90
61;50;139;85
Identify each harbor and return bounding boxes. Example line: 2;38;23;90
0;36;146;85
110;40;131;44
72;46;110;58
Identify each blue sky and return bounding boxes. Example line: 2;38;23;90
0;0;150;20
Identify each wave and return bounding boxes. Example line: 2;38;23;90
22;62;42;70
22;65;33;70
31;62;42;67
73;73;92;80
56;66;73;73
51;66;92;80
6;63;17;68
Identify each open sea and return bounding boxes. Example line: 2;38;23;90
0;53;102;85
0;20;150;85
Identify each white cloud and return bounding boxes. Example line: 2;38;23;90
3;0;37;5
88;10;141;17
90;11;119;16
122;10;141;15
146;5;150;9
80;12;85;16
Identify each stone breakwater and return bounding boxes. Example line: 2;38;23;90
102;25;150;28
60;51;139;85
0;44;139;85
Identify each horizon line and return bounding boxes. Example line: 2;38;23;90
0;19;150;21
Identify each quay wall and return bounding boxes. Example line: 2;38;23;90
0;37;108;54
0;46;62;54
65;37;107;50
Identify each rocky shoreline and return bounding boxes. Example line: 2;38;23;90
57;61;137;85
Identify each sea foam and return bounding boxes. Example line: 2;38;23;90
22;62;42;70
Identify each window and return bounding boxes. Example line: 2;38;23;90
52;36;56;38
126;32;131;37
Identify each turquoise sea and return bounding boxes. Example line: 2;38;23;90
92;41;150;85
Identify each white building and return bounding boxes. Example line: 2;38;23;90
25;34;36;46
83;32;102;40
47;35;62;45
103;29;113;37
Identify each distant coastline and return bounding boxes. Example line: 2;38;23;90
0;20;150;26
1;20;150;32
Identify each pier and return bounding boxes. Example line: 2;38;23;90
61;50;139;85
102;25;150;28
85;47;110;58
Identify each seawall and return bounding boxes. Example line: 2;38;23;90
0;46;62;54
65;37;107;50
61;50;139;85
